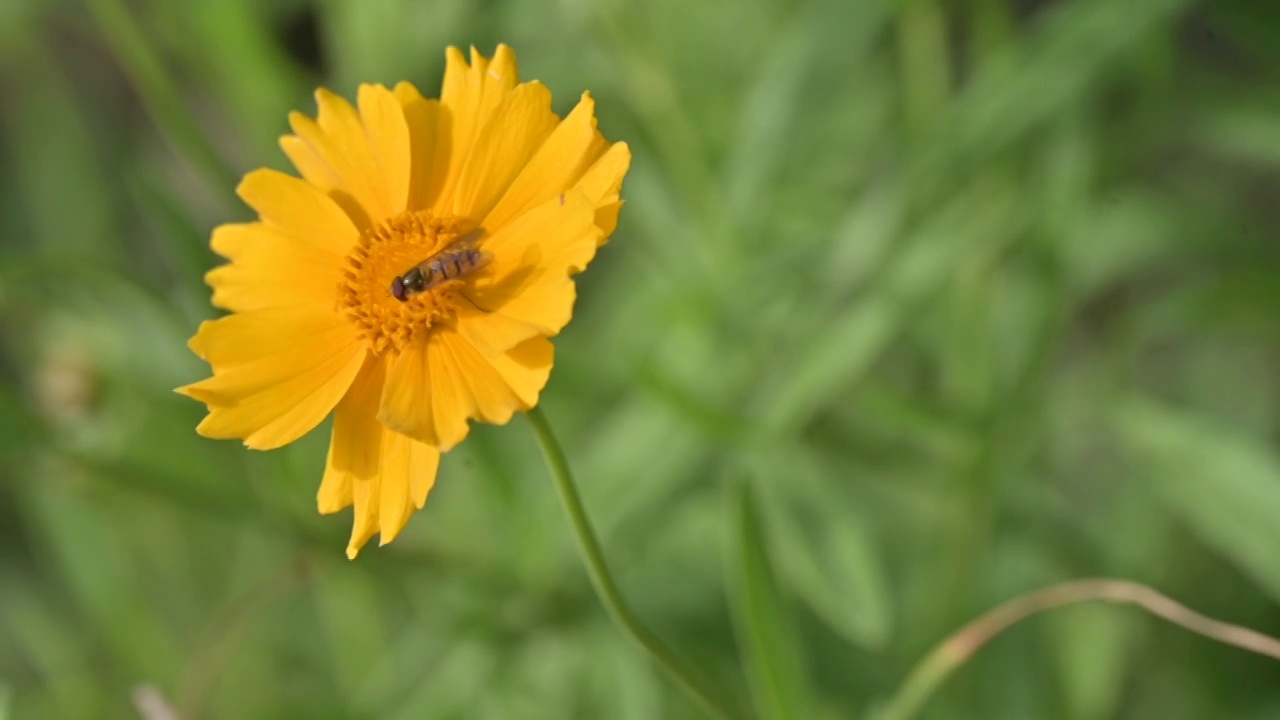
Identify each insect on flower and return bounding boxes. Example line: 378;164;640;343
390;229;489;302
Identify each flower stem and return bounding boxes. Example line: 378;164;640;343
874;578;1280;720
526;407;739;720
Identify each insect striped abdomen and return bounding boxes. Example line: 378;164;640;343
391;237;487;303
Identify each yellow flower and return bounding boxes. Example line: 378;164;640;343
178;45;631;558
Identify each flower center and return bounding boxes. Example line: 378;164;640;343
339;211;471;355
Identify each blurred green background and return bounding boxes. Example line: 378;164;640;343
3;0;1280;717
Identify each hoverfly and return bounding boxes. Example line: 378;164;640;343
391;229;488;302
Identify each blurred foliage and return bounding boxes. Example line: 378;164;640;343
2;0;1280;718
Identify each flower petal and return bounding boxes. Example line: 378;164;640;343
488;335;554;408
237;168;360;256
278;133;341;190
285;85;409;226
378;329;550;450
328;354;387;480
205;223;343;312
318;443;354;515
454;190;600;354
393;82;445;212
340;427;441;559
433;44;520;213
183;346;366;451
482;92;609;230
378;331;462;449
449;82;559;220
278;135;370;229
358;84;412;216
577;142;632;239
184;306;351;372
453;302;541;357
346;466;382;559
179;308;364;450
324;397;442;559
378;428;439;545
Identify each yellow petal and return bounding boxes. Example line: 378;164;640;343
318;442;354;515
449;82;559;220
594;200;625;239
453;301;541;357
286;86;409;225
338;425;441;559
347;470;382;559
237;168;360;256
328;355;387;479
577;142;632;240
205;223;342;312
377;331;460;449
378;328;548;450
488;335;554;408
403;436;439;510
311;87;391;217
358;84;412;215
455;191;600;354
432;328;526;425
393;82;445;212
179;305;364;449
279;134;341;190
378;429;440;546
185;341;366;451
480;188;600;281
279;134;371;230
456;274;576;356
319;356;386;542
483;92;608;230
434;44;520;213
185;306;351;372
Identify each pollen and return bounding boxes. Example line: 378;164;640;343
338;211;469;355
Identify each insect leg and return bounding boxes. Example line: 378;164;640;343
458;290;494;314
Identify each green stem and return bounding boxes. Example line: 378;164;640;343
874;578;1280;720
87;0;239;193
896;0;951;143
526;407;739;720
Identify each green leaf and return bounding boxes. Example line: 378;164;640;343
1045;605;1134;720
581;628;664;720
1115;397;1280;603
719;18;812;205
87;0;238;192
1197;95;1280;168
314;559;392;701
0;582;97;718
22;473;182;684
727;480;815;720
759;176;1027;434
385;640;496;720
758;450;894;650
322;0;463;92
